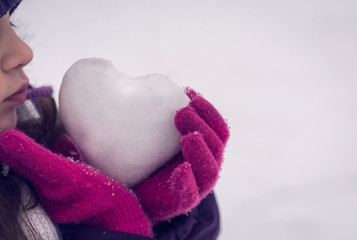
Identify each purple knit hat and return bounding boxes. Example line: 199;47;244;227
0;0;22;18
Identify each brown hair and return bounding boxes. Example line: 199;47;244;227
0;96;66;240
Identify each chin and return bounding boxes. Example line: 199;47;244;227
0;111;17;132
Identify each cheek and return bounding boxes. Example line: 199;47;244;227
0;78;10;101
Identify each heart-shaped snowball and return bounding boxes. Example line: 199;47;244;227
59;58;190;187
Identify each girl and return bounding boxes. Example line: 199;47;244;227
1;2;153;239
0;1;229;239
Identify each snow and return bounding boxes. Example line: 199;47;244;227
59;58;189;187
14;0;357;239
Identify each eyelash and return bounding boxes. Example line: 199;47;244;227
10;21;16;27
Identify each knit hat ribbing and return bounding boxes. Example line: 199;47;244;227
0;0;22;18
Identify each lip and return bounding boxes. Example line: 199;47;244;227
5;78;29;105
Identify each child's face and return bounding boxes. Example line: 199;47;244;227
0;13;33;132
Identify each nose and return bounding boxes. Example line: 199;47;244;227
1;27;33;72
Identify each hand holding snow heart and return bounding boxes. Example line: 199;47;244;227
59;58;190;187
59;57;230;221
133;88;230;221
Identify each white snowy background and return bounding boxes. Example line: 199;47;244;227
13;0;357;239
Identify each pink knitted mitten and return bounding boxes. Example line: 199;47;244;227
49;135;85;163
133;89;230;222
0;130;152;237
